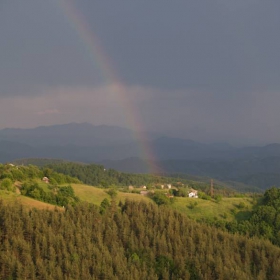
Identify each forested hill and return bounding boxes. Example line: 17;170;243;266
33;161;234;194
101;157;280;190
44;161;184;187
13;158;261;193
1;200;280;279
12;159;176;187
0;163;80;185
2;160;280;278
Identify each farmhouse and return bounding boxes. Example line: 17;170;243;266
42;177;49;184
188;189;198;198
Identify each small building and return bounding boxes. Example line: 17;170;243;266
42;177;49;184
167;184;172;189
188;189;198;198
141;186;147;189
128;185;134;190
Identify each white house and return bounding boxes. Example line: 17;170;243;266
42;177;49;184
188;189;198;198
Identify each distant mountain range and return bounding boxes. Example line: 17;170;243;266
2;122;279;161
100;157;280;190
2;123;280;189
0;123;135;147
0;122;234;162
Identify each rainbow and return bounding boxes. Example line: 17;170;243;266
55;0;160;174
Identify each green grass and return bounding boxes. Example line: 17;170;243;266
72;184;109;204
0;190;62;210
0;190;18;201
171;197;254;221
91;188;255;223
72;184;152;205
37;181;52;192
0;183;153;211
117;191;153;204
0;183;256;223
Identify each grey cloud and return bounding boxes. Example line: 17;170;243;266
0;0;104;96
1;1;280;145
1;0;280;95
78;0;280;91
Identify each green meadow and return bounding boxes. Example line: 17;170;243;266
71;184;152;205
171;196;255;221
0;180;256;223
0;189;62;210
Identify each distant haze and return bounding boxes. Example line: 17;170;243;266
1;1;280;145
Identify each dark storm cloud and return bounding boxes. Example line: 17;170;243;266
1;0;280;94
77;0;280;91
0;0;103;96
0;0;280;144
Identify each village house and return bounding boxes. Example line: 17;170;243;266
42;177;49;184
188;189;198;198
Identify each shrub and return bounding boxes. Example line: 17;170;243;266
188;201;198;209
0;178;14;192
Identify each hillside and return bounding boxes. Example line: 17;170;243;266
2;161;280;278
12;159;249;194
0;162;258;229
0;161;259;242
0;190;61;211
71;183;255;224
1;199;280;279
3;161;280;246
0;177;254;225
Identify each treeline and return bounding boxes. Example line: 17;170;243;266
45;162;232;193
21;182;80;207
46;162;178;187
0;164;81;207
1;200;280;279
0;164;80;185
202;187;280;247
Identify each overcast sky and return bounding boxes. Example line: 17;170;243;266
1;0;280;145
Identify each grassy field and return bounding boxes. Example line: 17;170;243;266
71;184;152;205
0;183;256;223
71;184;255;222
0;190;62;211
0;184;152;211
172;196;255;221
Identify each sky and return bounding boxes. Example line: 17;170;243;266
1;0;280;145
